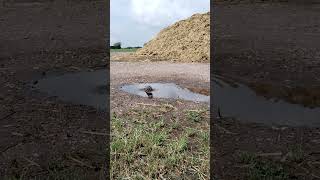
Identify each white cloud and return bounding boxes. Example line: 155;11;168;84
130;0;209;27
111;0;209;46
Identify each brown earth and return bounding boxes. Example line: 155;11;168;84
113;12;210;63
0;1;108;179
213;2;320;179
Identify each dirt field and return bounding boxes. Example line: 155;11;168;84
213;2;320;179
0;1;108;179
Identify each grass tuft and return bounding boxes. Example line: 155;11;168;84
186;110;206;122
111;104;209;179
237;151;290;180
248;160;290;180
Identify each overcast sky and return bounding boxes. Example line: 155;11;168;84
111;0;210;47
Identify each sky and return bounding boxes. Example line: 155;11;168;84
111;0;210;47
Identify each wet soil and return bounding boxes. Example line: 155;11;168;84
110;62;210;115
213;2;320;179
0;1;108;179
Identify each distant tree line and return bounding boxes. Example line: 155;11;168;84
126;46;142;49
110;42;142;49
111;42;121;49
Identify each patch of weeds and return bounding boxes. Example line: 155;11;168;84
237;151;290;180
248;160;290;180
198;130;209;143
198;133;210;158
39;160;90;180
170;136;188;152
111;105;209;179
172;121;180;129
186;110;205;122
161;103;176;111
185;127;197;137
238;151;257;164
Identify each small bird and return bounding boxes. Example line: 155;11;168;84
143;85;154;99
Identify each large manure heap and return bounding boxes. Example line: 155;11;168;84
114;12;210;63
136;12;210;62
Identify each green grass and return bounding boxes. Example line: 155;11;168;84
237;151;290;180
238;151;257;164
111;104;209;179
248;160;290;180
186;110;206;123
110;48;140;52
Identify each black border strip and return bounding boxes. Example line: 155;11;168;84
105;0;110;179
210;0;216;179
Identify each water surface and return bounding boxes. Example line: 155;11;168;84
33;70;107;109
32;69;320;127
120;83;209;103
213;76;320;127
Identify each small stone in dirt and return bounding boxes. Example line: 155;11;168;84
33;80;38;85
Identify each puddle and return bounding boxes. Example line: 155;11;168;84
32;70;108;110
33;69;209;109
213;75;320;127
32;69;320;127
120;83;209;103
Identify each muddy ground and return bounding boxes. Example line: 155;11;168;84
213;2;320;179
0;1;108;179
110;61;210;113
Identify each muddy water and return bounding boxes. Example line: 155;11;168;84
33;69;210;110
33;70;108;109
213;75;320;127
120;83;210;103
32;69;320;127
